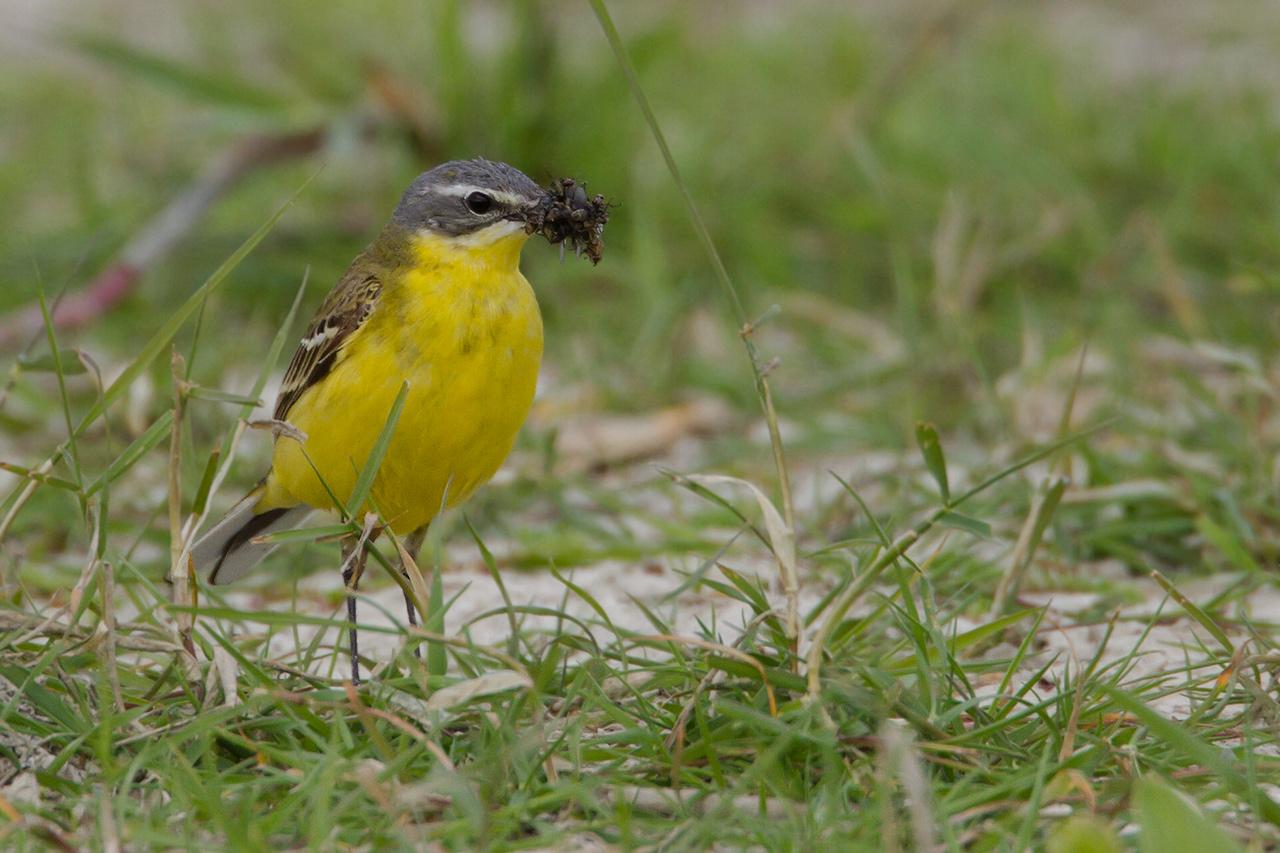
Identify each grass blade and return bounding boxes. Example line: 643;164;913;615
344;381;409;518
72;175;314;441
1133;776;1244;853
1104;685;1280;826
915;421;949;502
84;411;174;497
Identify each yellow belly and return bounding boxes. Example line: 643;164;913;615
261;236;543;534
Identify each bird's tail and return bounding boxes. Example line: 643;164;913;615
190;484;311;585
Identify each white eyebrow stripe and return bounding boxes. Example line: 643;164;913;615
434;184;527;206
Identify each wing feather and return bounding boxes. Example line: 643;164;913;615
273;270;382;422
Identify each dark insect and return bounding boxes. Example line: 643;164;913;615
525;177;611;265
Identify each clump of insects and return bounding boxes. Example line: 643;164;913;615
528;177;610;264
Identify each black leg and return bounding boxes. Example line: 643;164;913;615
341;540;369;685
403;588;420;629
401;525;428;660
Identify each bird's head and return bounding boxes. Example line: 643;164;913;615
391;158;547;249
391;158;610;265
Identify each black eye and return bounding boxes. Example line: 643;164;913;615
464;191;494;215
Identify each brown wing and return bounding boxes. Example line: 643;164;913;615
273;269;382;422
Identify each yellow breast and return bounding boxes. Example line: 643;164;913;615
262;229;543;533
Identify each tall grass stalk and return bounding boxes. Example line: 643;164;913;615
588;0;800;646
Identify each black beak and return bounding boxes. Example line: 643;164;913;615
520;177;610;264
506;191;553;225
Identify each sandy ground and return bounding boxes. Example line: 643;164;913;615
192;504;1276;723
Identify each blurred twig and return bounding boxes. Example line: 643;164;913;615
0;65;443;350
364;61;443;163
0;127;327;349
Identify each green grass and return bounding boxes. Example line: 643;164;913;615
3;0;1280;849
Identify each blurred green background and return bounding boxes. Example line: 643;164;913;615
5;0;1278;432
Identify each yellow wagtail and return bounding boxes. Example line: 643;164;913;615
191;158;607;682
